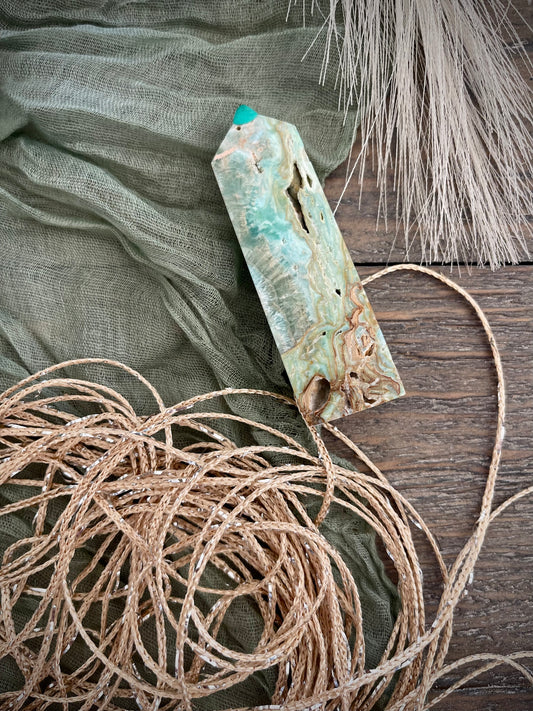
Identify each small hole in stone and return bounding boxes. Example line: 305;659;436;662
286;163;309;233
363;394;377;405
303;375;331;414
350;371;359;380
322;331;326;336
307;174;313;187
236;126;241;131
335;288;341;296
320;212;325;221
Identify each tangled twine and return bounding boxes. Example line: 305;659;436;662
0;264;532;710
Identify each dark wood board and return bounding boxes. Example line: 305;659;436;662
323;2;533;706
323;265;533;709
323;199;533;708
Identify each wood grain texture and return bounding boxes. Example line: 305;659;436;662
321;267;533;709
323;3;533;706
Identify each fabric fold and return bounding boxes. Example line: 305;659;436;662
0;1;399;704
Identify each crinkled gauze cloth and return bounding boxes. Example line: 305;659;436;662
0;1;398;705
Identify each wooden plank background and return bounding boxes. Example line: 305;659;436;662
323;1;533;708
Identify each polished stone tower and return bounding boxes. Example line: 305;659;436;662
212;106;404;422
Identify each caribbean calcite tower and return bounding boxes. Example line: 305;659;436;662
212;105;404;423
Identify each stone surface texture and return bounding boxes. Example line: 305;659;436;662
212;110;404;422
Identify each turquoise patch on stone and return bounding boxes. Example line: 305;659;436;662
233;104;258;125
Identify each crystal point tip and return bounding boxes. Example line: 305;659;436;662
233;104;257;125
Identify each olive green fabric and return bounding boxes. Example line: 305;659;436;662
0;1;398;706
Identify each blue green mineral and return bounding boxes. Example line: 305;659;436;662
212;106;404;423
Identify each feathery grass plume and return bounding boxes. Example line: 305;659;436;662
297;0;533;267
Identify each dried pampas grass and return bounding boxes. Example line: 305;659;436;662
299;0;533;267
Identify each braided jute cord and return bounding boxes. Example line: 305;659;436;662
0;263;531;710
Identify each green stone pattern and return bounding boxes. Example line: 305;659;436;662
212;112;404;423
